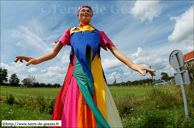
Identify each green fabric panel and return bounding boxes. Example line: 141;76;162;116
73;54;110;128
95;117;105;128
85;48;94;96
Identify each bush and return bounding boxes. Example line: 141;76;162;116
44;98;56;114
147;88;182;109
15;97;27;108
13;95;56;115
36;95;46;113
116;94;134;117
5;94;15;105
186;85;194;108
142;108;168;128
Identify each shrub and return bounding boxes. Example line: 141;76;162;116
5;94;15;105
36;95;46;113
142;108;168;128
147;88;182;109
44;98;56;114
116;94;134;117
15;96;28;108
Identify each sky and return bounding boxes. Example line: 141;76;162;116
1;0;193;85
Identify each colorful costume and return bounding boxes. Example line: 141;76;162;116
51;24;123;128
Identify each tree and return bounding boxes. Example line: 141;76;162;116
161;72;170;80
46;83;52;88
186;62;194;85
33;82;40;87
56;83;60;88
52;83;60;88
22;76;36;87
113;76;116;86
9;73;20;86
40;83;46;87
22;78;31;85
0;68;8;85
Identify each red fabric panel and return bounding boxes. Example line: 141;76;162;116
51;54;75;122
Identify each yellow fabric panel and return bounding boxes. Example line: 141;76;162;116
91;49;107;121
70;25;95;35
105;83;123;127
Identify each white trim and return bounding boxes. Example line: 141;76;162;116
185;58;194;63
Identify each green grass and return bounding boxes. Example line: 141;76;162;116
0;102;51;127
109;85;169;99
0;86;60;98
1;85;194;128
0;85;171;100
121;107;194;128
1;85;154;99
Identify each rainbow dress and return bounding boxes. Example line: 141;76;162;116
51;24;123;128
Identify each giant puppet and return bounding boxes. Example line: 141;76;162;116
15;5;156;128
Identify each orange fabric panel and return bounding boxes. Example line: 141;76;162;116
77;90;97;128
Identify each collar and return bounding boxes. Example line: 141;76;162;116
70;24;95;34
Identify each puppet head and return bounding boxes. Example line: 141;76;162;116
77;5;93;24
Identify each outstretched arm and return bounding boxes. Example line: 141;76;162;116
107;44;155;76
14;42;64;66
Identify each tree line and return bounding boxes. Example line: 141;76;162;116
108;72;175;86
0;68;60;88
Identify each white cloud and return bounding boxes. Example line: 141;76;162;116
131;47;165;66
122;66;132;76
168;5;193;52
1;62;26;74
102;58;123;71
27;67;38;73
10;26;52;53
34;73;66;85
34;66;67;84
15;42;21;45
42;66;67;80
130;0;164;23
61;51;70;64
132;47;142;57
105;72;122;84
41;69;46;72
47;66;66;73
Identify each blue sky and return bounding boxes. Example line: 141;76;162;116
1;0;193;85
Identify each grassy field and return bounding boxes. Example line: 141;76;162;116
1;85;194;128
0;86;60;98
0;85;169;99
0;102;51;127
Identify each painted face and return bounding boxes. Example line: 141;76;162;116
78;8;92;24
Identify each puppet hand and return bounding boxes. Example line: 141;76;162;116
131;64;156;77
14;56;38;66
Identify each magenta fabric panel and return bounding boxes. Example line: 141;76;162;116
98;30;115;51
57;28;71;46
60;76;79;128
